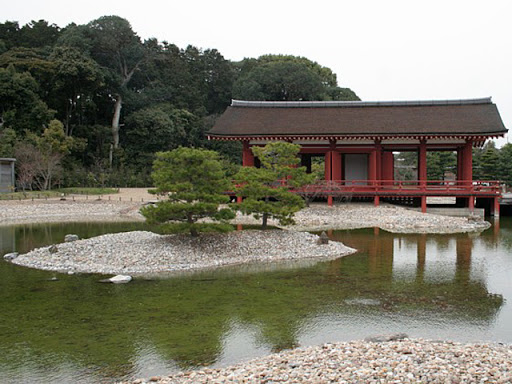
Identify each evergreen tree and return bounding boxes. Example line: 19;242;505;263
498;143;512;187
480;142;500;181
233;142;313;229
140;148;235;237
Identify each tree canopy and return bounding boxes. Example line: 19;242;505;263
233;142;313;229
233;55;360;102
1;16;358;190
140;148;235;236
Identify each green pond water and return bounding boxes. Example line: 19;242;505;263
1;220;512;383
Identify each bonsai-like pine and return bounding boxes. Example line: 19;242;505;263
141;147;235;237
234;142;314;229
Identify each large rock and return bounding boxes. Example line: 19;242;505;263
109;275;132;284
48;245;58;254
3;252;19;261
317;231;329;245
364;333;409;343
64;234;80;242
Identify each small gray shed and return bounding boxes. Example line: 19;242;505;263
0;158;16;193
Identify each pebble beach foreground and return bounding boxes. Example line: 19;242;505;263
126;338;512;384
11;230;356;274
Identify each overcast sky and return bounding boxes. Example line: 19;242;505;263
4;0;511;145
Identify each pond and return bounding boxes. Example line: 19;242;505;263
1;219;511;383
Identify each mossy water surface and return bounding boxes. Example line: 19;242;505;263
1;219;511;383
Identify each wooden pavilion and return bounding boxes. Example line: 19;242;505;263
208;98;507;214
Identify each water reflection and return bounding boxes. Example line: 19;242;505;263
0;220;511;383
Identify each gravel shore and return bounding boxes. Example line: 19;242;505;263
11;230;356;274
126;338;512;384
1;195;491;234
0;199;145;226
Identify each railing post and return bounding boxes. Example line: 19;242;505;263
421;196;427;213
493;196;500;219
468;196;475;212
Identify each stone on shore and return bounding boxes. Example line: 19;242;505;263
3;252;18;261
316;231;329;245
64;234;80;242
109;275;132;284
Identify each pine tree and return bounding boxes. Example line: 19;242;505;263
141;148;234;236
233;142;313;229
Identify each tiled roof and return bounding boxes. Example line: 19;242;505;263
209;98;507;139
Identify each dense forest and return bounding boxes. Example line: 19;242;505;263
0;16;358;189
1;16;510;190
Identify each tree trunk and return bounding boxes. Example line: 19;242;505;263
112;94;122;149
187;213;198;237
262;195;270;229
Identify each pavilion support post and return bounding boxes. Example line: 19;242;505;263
242;140;254;167
418;140;427;186
382;151;394;185
324;151;332;181
468;196;475;213
331;151;342;181
236;196;242;204
374;195;380;207
417;140;428;213
369;150;377;188
327;195;333;206
463;140;474;210
493;197;500;218
463;140;473;183
457;148;463;181
375;140;382;181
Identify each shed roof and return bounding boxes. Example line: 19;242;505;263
208;98;507;140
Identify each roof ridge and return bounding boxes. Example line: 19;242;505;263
231;98;493;108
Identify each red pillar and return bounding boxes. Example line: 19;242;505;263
418;140;428;213
242;141;254;167
494;197;500;217
375;140;382;181
457;148;463;181
369;150;377;184
468;196;475;212
418;140;427;186
324;151;332;181
369;149;379;206
331;151;342;181
421;196;427;213
463;140;473;183
463;140;474;211
381;151;394;184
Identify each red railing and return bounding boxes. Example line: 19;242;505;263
292;180;501;197
228;180;502;199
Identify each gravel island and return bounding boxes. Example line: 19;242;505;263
11;230;356;275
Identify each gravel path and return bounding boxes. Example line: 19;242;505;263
234;203;491;234
11;230;356;274
126;338;512;384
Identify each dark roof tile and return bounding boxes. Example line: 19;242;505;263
209;98;507;138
